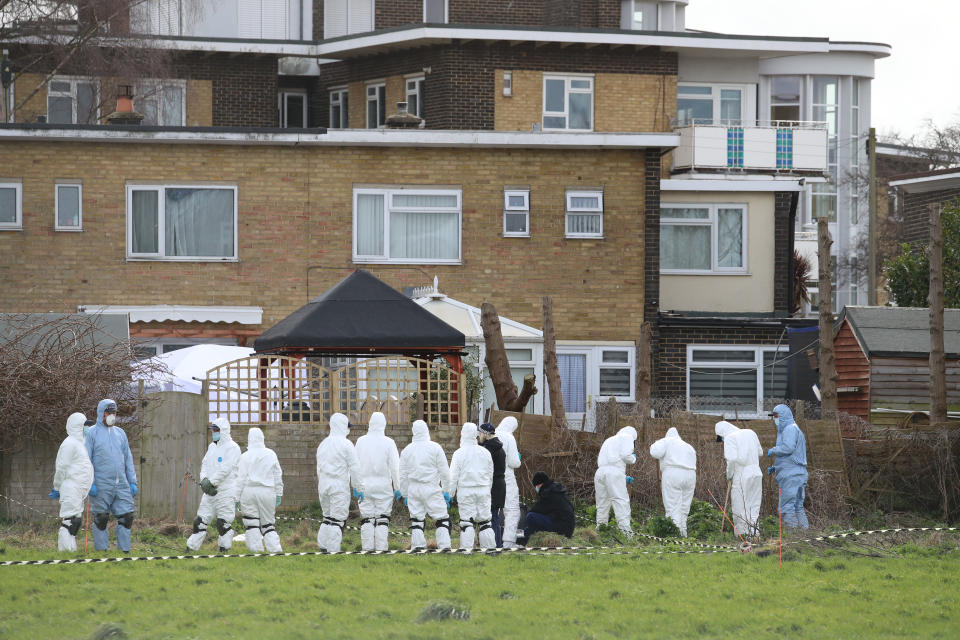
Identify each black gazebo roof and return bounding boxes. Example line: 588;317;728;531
253;270;465;356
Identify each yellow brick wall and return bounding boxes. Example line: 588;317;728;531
494;69;676;133
13;73;48;123
347;81;365;128
385;75;405;119
0;141;649;343
185;80;213;126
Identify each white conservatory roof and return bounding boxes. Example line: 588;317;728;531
414;283;542;342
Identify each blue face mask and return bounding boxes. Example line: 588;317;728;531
212;432;221;442
83;426;90;437
535;485;540;493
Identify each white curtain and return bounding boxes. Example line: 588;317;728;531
356;193;384;256
661;224;710;270
390;211;458;260
717;208;743;268
164;189;234;257
131;190;159;253
558;353;586;413
567;213;601;235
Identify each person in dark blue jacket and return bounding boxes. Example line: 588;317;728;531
516;471;575;545
85;399;138;552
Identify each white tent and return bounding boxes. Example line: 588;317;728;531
141;344;255;394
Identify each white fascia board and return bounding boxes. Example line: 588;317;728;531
79;305;263;324
0;127;679;150
144;38;315;55
888;172;960;193
829;42;892;58
662;178;805;192
315;26;831;58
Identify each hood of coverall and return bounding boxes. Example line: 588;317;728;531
715;420;738;440
665;427;680;439
211;416;232;441
411;419;430;442
460;422;478;447
65;412;86;440
617;426;638;442
95;398;117;427
773;404;795;433
496;416;518;435
247;427;265;449
329;413;349;438
367;412;386;435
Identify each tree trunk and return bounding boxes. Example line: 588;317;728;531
928;203;948;424
480;301;537;413
636;322;652;418
542;296;567;431
817;218;839;413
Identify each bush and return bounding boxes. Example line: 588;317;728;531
644;515;681;538
686;500;723;540
759;515;779;540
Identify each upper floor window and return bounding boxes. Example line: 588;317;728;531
0;181;22;230
279;90;307;128
127;185;237;261
677;84;743;126
135;80;186;126
543;75;593;131
770;76;801;122
503;189;529;237
661;204;747;273
329;88;349;128
565;190;603;238
366;82;385;129
424;0;447;22
324;0;374;39
406;76;425;119
354;187;461;264
811;76;839;221
48;77;98;124
622;1;658;30
55;183;83;231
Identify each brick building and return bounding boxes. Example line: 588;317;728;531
889;168;960;246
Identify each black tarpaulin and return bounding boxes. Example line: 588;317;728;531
254;270;465;355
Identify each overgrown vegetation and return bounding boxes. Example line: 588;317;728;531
884;199;960;307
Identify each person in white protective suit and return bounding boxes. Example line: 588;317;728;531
449;422;497;550
187;417;242;552
398;420;452;551
649;427;697;537
715;420;764;537
237;427;284;553
355;412;401;552
48;412;94;552
315;413;364;553
495;416;522;548
595;426;638;537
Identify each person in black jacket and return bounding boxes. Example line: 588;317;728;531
516;471;575;545
478;422;506;547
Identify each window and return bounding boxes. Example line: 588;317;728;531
405;76;424;119
0;181;22;230
324;0;374;38
660;204;746;272
503;71;512;97
677;84;743;126
134;80;185;126
622;1;658;30
565;190;603;238
811;76;839;221
55;183;82;231
279;90;307;128
543;75;593;131
503;189;529;237
423;0;446;22
353;187;461;264
850;78;861;225
770;76;801;122
482;347;537;414
329;88;349;128
805;256;837;316
687;345;788;417
126;185;237;261
47;77;98;124
366;82;385;129
556;344;635;426
558;353;587;414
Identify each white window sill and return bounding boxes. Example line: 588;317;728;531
662;270;751;276
353;258;462;265
55;228;83;232
503;233;530;239
0;227;23;231
542;127;595;133
126;256;239;262
565;235;604;240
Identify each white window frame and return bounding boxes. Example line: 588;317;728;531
329;87;349;128
279;89;308;128
405;75;425;119
352;187;462;265
134;337;238;360
660;203;748;274
565;190;603;239
125;183;239;262
47;76;100;124
555;343;636;428
135;79;187;126
685;345;788;418
55;182;83;231
422;0;448;23
542;74;594;132
366;81;385;129
0;181;23;230
503;189;529;238
677;83;746;126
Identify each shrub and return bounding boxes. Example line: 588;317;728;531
644;515;681;538
686;500;723;540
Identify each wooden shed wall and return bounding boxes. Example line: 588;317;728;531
869;355;960;425
835;321;871;422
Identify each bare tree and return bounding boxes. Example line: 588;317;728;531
542;296;566;431
880;119;960;171
928;203;947;424
480;301;537;413
817;218;838;413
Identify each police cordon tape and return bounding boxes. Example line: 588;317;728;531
785;526;960;546
275;514;410;537
569;508;737;550
0;492;61;520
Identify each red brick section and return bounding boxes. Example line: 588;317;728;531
901;190;960;246
835;320;870;424
172;53;280;127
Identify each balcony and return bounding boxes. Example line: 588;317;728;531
130;0;310;41
672;121;828;174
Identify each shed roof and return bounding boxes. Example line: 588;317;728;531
253;270;465;355
838;306;960;359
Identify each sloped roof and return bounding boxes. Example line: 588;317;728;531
838;306;960;358
414;291;542;342
254;270;465;355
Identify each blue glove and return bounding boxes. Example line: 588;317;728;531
767;448;775;457
352;488;365;501
276;495;282;507
48;489;60;500
129;483;138;497
394;490;403;501
767;466;776;476
625;476;634;484
403;497;408;506
89;484;98;497
443;491;452;506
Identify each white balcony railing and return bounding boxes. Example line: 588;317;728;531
672;120;828;174
130;0;306;40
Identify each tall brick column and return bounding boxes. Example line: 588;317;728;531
644;147;662;395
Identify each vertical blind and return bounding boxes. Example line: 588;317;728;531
558;353;587;413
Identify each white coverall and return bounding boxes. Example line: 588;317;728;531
649;427;697;537
449;422;496;550
715;420;764;537
355;411;401;551
53;412;94;552
399;420;452;550
237;427;284;553
187;417;242;551
495;416;522;548
315;412;363;553
595;426;638;536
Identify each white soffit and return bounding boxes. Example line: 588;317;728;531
661;178;805;192
889;172;960;194
79;305;263;324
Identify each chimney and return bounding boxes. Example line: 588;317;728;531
105;85;144;125
385;101;422;129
